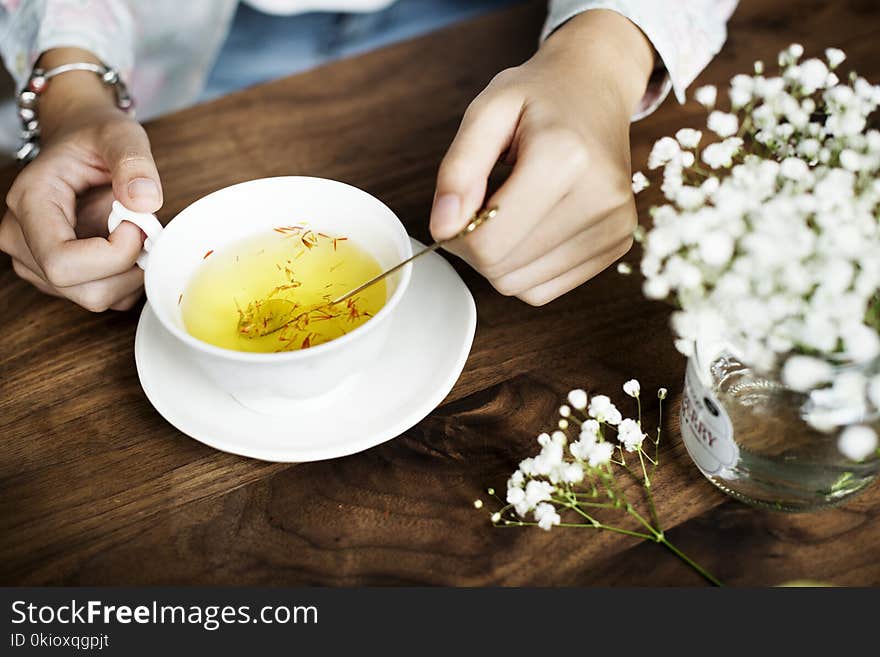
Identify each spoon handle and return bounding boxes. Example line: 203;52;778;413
330;206;497;305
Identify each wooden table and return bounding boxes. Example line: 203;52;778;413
2;0;879;587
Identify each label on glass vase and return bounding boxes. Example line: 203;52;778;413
680;360;739;478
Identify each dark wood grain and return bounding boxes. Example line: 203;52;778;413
1;0;879;586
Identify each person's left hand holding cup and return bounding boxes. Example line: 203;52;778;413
0;47;163;312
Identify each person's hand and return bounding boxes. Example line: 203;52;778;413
430;10;654;306
0;48;162;312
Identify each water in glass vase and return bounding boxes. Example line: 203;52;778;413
680;352;880;512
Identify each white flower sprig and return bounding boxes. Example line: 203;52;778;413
629;44;880;455
477;380;723;586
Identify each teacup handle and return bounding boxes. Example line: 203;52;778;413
107;200;164;270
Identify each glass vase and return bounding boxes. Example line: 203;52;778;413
679;344;880;512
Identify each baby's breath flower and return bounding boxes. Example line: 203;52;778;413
567;388;588;410
695;85;717;109
618;418;646;452
729;74;754;109
644;276;670;300
798;58;829;93
588;395;622;425
779;157;809;180
524;480;553;509
707;110;739;138
698;231;735;267
701;137;742;168
648;136;681;169
675;185;703;210
507;485;525;508
561;462;584;484
623;379;641;397
580;418;600;437
587;442;615;467
558;419;569;430
491;512;501;523
569;439;592;461
631;171;649;193
519;457;537;476
826;108;866;137
839;149;861;171
662;160;685;195
798;138;821;159
675;128;703;149
534;503;561;530
842;324;880;362
559;405;571;418
473;499;483;509
638;44;880;433
534;440;565;477
826;47;846;69
658;388;668;400
782;356;835;393
838;425;878;461
617;261;633;275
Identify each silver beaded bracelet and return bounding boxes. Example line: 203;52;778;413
16;62;134;164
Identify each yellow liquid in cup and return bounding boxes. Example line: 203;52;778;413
181;227;386;353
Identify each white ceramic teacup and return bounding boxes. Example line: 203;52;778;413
109;176;413;414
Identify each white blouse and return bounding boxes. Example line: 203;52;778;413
0;1;737;131
245;0;395;13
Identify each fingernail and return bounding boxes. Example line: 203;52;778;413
431;194;461;235
127;178;160;206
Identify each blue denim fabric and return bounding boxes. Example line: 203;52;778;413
202;0;522;101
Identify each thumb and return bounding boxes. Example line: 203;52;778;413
98;120;164;213
430;91;521;241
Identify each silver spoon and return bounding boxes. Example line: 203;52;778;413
330;205;497;305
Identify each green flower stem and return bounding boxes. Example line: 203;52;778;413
657;535;725;587
653;402;662;472
643;488;662;535
567;498;618;509
507;503;722;585
498;519;655;541
602;463;625;501
624;503;657;536
581;493;720;586
599;486;721;586
736;113;753;140
619;461;662;530
638;447;651;488
565;500;600;526
637;451;662;530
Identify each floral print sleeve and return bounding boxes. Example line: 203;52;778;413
0;0;238;121
544;0;739;120
0;0;135;90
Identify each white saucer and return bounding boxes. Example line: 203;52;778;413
134;239;476;462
